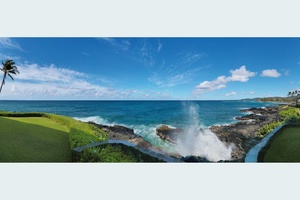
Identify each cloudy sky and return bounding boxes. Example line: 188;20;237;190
0;37;300;100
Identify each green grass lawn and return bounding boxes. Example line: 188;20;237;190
263;127;300;162
0;117;71;162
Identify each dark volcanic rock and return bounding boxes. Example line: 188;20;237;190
156;125;183;144
210;106;283;160
88;122;153;149
181;156;210;162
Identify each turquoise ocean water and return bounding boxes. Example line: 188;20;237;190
0;100;277;161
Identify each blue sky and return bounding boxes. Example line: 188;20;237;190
0;37;300;100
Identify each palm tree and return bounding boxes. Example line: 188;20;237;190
0;59;19;94
288;89;300;106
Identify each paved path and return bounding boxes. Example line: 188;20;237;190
245;124;285;162
73;139;182;163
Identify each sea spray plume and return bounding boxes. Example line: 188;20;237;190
175;102;233;162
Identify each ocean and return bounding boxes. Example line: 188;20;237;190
0;100;277;161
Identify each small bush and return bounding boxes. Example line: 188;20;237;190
0;111;44;117
75;144;164;162
279;107;300;118
256;121;283;137
43;113;108;148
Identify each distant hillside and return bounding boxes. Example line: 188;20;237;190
241;97;294;102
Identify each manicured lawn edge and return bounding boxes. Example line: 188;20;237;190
0;117;72;162
0;111;108;153
257;124;300;162
0;111;165;162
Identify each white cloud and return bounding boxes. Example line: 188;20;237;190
195;76;227;93
225;91;237;96
227;66;256;82
139;40;155;66
98;38;131;51
249;91;255;95
0;38;22;51
158;41;163;53
1;61;172;100
16;64;87;83
148;67;203;87
261;69;281;77
82;51;89;56
281;69;290;76
194;65;256;94
180;52;205;66
148;52;206;88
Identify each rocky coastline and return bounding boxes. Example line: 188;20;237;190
154;106;283;161
210;106;283;160
87;105;283;162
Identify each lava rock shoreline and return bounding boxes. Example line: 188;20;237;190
154;106;283;160
87;105;283;161
209;106;283;160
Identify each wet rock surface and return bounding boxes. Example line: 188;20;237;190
88;122;153;149
156;125;183;144
210;106;283;160
87;106;282;162
154;106;283;161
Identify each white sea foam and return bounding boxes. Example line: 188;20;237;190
243;111;253;115
74;116;173;151
129;124;173;151
175;102;234;162
73;116;113;126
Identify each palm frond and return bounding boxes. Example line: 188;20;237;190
8;73;14;81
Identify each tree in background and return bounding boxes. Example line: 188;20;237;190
288;89;300;107
0;59;19;94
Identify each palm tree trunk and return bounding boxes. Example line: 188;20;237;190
0;73;7;94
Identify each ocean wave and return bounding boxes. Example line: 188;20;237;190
74;116;174;151
242;111;253;115
129;124;174;151
177;102;233;161
73;116;114;126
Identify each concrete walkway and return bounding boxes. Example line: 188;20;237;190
245;124;285;162
73;139;182;163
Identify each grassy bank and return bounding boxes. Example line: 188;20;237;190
0;111;109;162
74;143;164;162
0;117;71;162
0;111;108;149
0;111;163;162
263;126;300;162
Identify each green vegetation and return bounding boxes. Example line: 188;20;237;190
256;106;300;137
74;144;164;162
0;117;71;162
256;120;283;137
263;126;300;162
44;113;108;148
0;111;108;149
0;111;162;162
279;106;300;123
288;90;300;107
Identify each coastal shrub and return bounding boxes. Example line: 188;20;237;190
69;128;101;149
278;106;300;124
279;107;300;118
0;111;44;117
74;144;164;162
43;113;108;148
76;145;137;162
256;121;283;137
